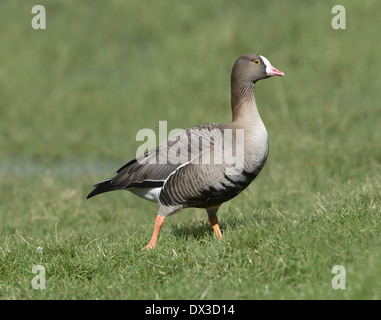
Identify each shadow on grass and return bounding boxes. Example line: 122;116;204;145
170;215;248;241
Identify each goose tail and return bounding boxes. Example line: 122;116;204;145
87;179;119;199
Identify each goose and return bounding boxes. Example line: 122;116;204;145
87;54;284;250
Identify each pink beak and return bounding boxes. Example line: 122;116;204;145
267;65;285;77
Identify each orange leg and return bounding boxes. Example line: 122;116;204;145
208;214;223;240
142;215;165;250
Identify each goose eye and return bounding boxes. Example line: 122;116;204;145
253;59;261;65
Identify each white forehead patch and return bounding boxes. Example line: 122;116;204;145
259;55;272;72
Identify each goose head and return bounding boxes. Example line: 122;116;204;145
232;54;284;83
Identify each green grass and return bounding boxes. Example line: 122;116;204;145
1;0;380;299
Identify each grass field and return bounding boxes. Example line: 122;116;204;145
1;0;380;299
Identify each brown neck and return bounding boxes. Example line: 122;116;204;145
230;75;260;124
